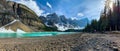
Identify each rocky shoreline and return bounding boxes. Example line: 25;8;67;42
0;33;119;51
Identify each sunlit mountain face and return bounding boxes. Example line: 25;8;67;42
10;0;105;20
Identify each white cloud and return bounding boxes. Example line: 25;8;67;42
41;13;50;17
10;0;44;16
47;2;52;9
82;0;105;20
71;17;80;20
77;13;84;17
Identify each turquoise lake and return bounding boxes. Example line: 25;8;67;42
0;32;77;38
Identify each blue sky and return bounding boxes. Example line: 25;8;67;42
37;0;105;20
12;0;105;20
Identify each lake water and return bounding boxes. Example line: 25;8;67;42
0;32;77;38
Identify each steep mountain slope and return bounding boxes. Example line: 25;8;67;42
0;0;45;32
0;20;32;32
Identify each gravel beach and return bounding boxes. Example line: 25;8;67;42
0;33;119;51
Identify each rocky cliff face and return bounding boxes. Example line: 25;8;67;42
0;0;45;32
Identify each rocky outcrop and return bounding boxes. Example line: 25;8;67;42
0;0;45;32
0;0;15;26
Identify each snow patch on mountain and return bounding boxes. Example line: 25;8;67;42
55;24;84;31
0;28;15;33
17;29;25;33
3;20;19;27
55;24;68;31
0;28;25;33
0;20;26;33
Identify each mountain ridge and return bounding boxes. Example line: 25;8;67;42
40;13;89;31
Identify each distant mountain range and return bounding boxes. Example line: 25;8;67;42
40;13;89;31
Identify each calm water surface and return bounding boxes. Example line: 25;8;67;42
0;32;77;38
